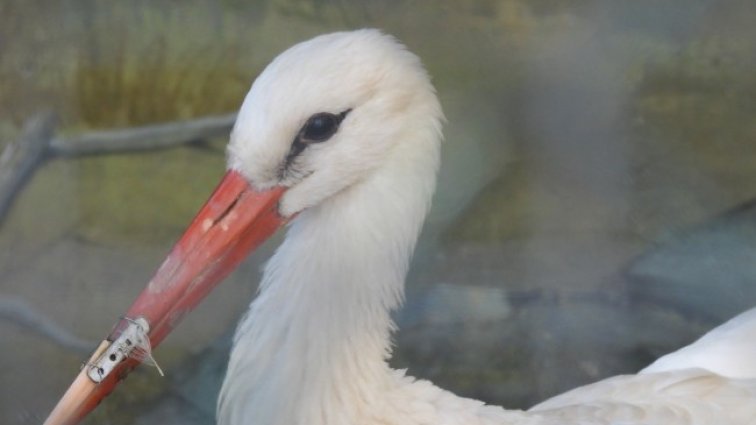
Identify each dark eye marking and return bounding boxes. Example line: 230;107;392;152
300;111;347;143
280;109;351;177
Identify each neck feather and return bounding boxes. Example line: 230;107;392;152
217;138;439;425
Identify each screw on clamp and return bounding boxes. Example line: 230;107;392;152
86;317;156;383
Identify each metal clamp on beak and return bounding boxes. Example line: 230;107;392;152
86;317;162;383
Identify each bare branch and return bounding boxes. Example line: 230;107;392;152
0;112;235;226
0;111;57;221
0;296;93;354
49;113;237;157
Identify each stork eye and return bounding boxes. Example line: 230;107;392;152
281;109;352;177
299;110;350;143
302;113;338;142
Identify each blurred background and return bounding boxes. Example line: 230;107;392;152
1;0;755;423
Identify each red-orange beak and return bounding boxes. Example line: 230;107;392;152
44;170;287;425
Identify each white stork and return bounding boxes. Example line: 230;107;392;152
46;29;756;425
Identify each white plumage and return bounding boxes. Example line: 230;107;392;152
217;29;756;425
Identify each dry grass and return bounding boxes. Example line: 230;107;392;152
0;1;264;131
69;3;255;128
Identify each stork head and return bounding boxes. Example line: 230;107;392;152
44;29;442;425
228;29;442;216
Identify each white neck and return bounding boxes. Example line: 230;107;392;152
217;136;439;425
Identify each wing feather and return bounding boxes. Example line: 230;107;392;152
530;370;756;425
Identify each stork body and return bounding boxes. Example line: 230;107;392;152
216;30;756;425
